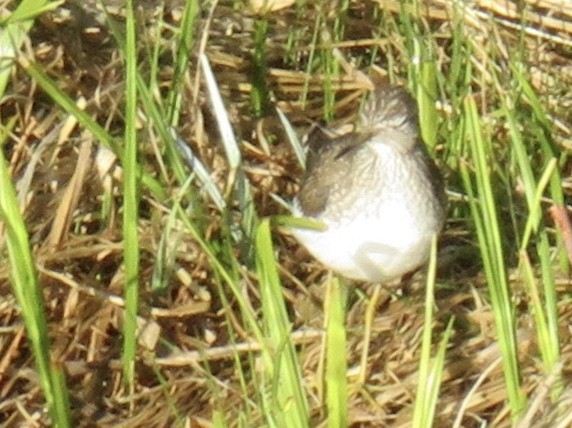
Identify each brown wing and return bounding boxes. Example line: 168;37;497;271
298;130;370;217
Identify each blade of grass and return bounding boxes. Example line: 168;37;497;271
519;252;553;365
162;0;201;184
358;284;381;386
276;106;306;169
325;275;348;428
417;59;439;150
256;218;309;427
166;0;200;127
319;29;339;122
251;16;269;118
412;236;453;428
121;0;140;396
200;53;241;171
0;128;71;427
300;12;321;109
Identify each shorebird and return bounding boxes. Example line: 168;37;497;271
291;85;446;283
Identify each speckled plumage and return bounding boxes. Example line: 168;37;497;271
291;86;446;283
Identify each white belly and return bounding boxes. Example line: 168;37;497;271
291;198;435;282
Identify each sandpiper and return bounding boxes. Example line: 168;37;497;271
291;85;446;283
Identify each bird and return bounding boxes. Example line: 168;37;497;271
290;84;447;283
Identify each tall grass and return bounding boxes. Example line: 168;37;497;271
461;95;525;415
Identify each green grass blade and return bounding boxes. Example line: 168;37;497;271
325;275;348;428
301;12;321;109
251;16;269;118
256;219;309;427
519;252;553;366
276;107;306;169
166;0;200;127
318;29;339;122
413;236;452;428
0;134;71;427
121;0;140;395
417;59;439;150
